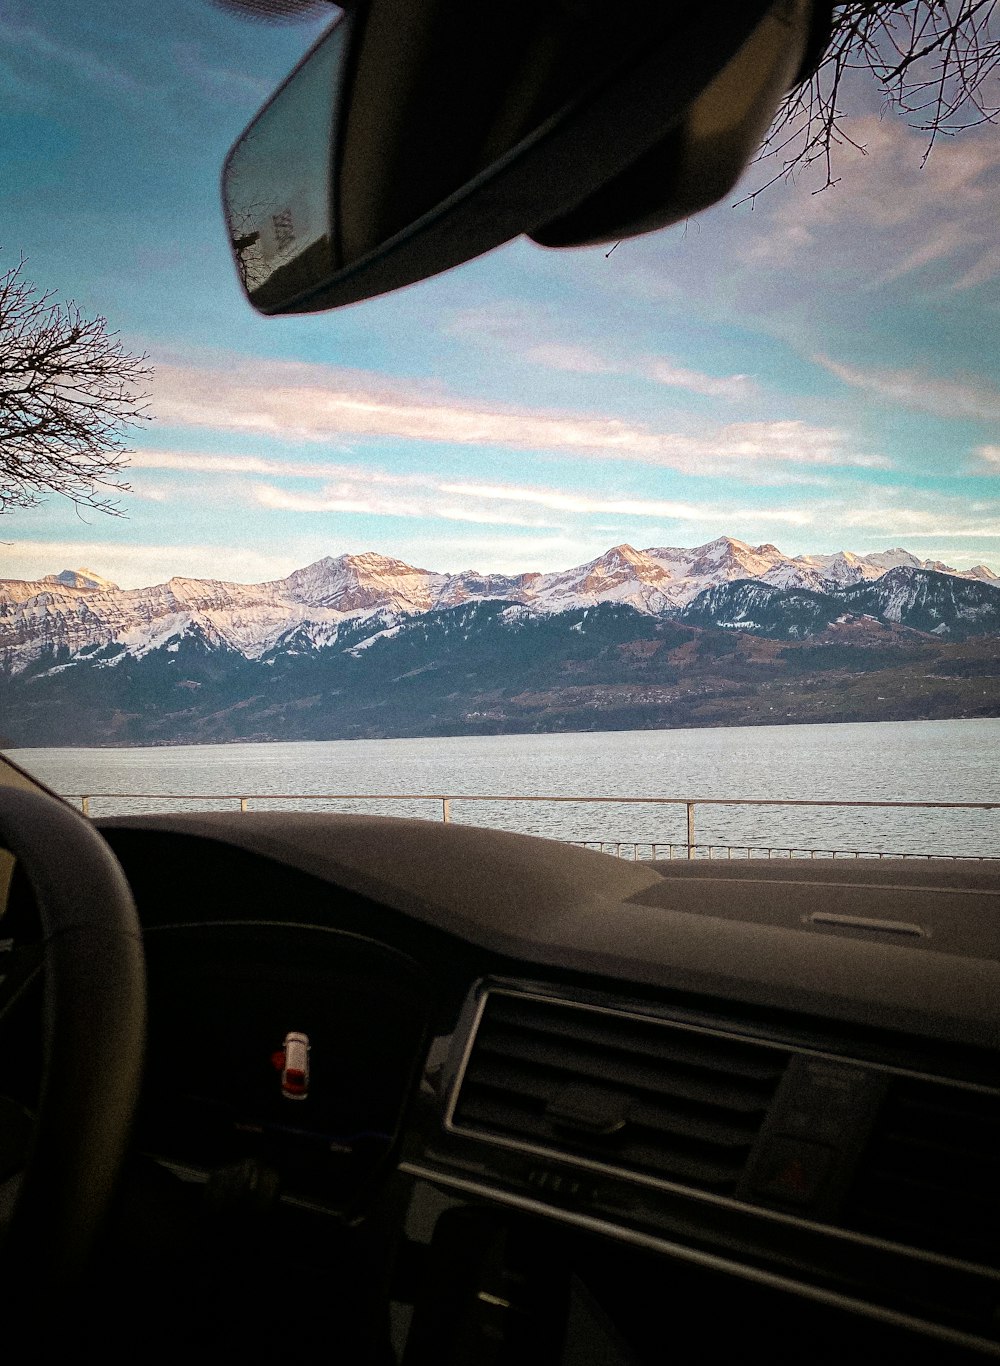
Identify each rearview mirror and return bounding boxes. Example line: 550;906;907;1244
223;0;822;315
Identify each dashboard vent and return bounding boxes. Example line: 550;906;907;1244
845;1075;1000;1268
449;991;789;1196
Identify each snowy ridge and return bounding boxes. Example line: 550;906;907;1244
2;538;997;675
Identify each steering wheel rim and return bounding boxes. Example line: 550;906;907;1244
0;787;145;1287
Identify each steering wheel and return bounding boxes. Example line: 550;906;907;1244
0;787;145;1290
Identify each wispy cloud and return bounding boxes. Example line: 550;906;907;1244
817;356;1000;423
252;483;555;528
0;16;141;96
10;482;1000;587
168;43;274;107
130;448;426;486
130;443;806;534
127;484;171;503
449;307;755;398
972;445;1000;473
149;360;878;471
438;482;814;526
521;342;612;374
121;446;1000;570
831;492;1000;541
131;448;948;544
643;360;753;400
521;342;755;398
744;116;1000;291
126;447;838;531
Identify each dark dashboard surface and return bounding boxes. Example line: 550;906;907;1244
98;811;1000;1046
91;813;1000;1360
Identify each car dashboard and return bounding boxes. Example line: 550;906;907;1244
49;814;1000;1361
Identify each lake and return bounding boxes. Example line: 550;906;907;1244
9;717;1000;859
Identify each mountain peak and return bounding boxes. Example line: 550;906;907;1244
44;567;119;592
281;550;434;613
599;543;643;564
294;551;420;574
342;550;425;573
700;535;749;552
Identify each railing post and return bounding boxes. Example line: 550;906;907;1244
81;796;90;817
441;797;451;824
686;802;695;860
239;797;248;813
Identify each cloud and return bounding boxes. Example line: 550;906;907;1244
817;356;1000;423
444;302;541;341
521;343;612;374
526;346;756;399
448;307;755;398
250;470;809;531
119;483;171;504
527;344;756;399
252;483;554;528
643;361;753;400
461;481;1000;551
117;446;1000;566
737;115;1000;291
379;532;604;575
150;360;879;471
130;448;427;486
126;446;893;541
830;491;1000;541
168;45;273;106
127;446;835;531
972;445;1000;473
1;532;612;585
0;16;141;96
438;482;814;526
9;482;999;588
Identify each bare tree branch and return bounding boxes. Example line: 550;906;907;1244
0;255;152;516
742;1;1000;204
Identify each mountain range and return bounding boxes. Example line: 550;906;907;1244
3;537;999;746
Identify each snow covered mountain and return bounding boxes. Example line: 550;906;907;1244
681;567;1000;640
2;538;998;676
528;544;676;614
837;566;1000;636
761;547;999;593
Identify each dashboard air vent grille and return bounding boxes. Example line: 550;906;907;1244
450;991;788;1195
845;1075;1000;1268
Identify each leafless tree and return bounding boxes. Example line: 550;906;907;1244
746;0;1000;201
0;256;152;517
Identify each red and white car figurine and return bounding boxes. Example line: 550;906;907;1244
279;1031;310;1100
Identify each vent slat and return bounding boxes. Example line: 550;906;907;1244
486;998;785;1082
475;1028;773;1114
457;1093;745;1187
450;992;787;1197
464;1057;761;1148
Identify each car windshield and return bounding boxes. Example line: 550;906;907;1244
2;0;999;863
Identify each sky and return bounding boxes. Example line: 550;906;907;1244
2;0;1000;589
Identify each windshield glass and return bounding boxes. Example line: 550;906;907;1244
2;1;999;861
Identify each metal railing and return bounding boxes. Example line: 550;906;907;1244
64;792;1000;861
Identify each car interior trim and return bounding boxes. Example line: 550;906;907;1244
397;1164;1000;1358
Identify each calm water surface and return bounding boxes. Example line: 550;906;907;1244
10;718;1000;858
